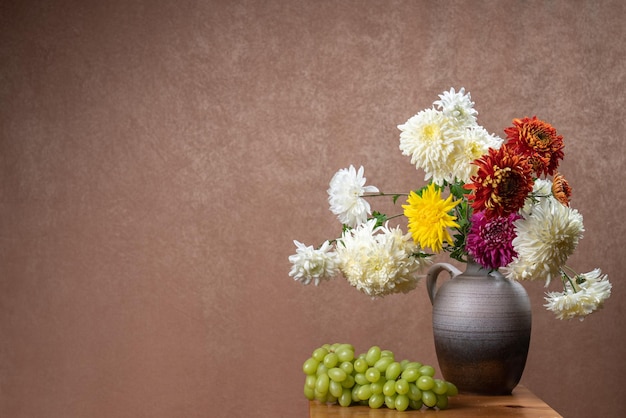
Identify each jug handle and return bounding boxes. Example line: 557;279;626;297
426;263;462;305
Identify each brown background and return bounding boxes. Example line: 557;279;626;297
1;1;625;417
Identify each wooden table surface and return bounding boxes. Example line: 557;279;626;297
309;385;562;417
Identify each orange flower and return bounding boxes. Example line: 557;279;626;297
466;145;534;219
504;116;564;177
552;173;572;206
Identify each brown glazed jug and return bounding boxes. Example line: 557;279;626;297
426;259;532;395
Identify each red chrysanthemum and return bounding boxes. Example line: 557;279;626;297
504;116;564;177
466;145;534;219
466;211;521;270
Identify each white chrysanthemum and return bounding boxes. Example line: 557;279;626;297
520;178;554;216
398;108;457;185
532;178;554;196
336;220;430;297
327;165;379;228
544;269;612;320
504;199;584;284
289;240;339;286
447;125;503;183
433;87;478;127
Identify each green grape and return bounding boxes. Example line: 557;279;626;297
446;381;459;396
339;388;352;407
395;378;409;395
365;367;381;383
302;358;318;375
329;380;343;398
341;374;355;389
380;349;395;359
314;390;327;402
433;379;448;395
315;373;330;395
370;380;384;395
357;384;372;401
369;393;385;409
302;344;454;411
304;384;315;400
383;379;397;396
312;347;328;362
365;346;381;366
323;352;339;369
417;375;435;391
422;390;437;407
401;367;419;382
409;399;423;410
351;385;361;403
354;357;368;373
316;364;328;377
419;365;435;377
403;361;422;371
336;347;355;362
339;361;354;375
336;343;354;352
436;394;449;409
328;367;347;382
407;383;422;401
395;394;410;411
374;356;393;373
385;361;402;380
305;375;317;389
354;373;368;386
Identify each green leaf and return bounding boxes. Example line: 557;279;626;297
450;182;471;199
370;211;388;228
411;251;433;259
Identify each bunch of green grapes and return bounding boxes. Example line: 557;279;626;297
302;343;458;411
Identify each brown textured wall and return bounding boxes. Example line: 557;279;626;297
1;1;625;417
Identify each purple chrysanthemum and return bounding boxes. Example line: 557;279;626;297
466;211;520;269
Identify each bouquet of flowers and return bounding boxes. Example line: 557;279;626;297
289;88;611;320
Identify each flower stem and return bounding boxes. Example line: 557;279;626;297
364;192;409;197
561;269;580;292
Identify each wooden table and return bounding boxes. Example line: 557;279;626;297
309;385;562;417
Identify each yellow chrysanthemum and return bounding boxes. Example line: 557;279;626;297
402;183;461;253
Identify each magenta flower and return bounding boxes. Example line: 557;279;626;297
466;211;520;269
